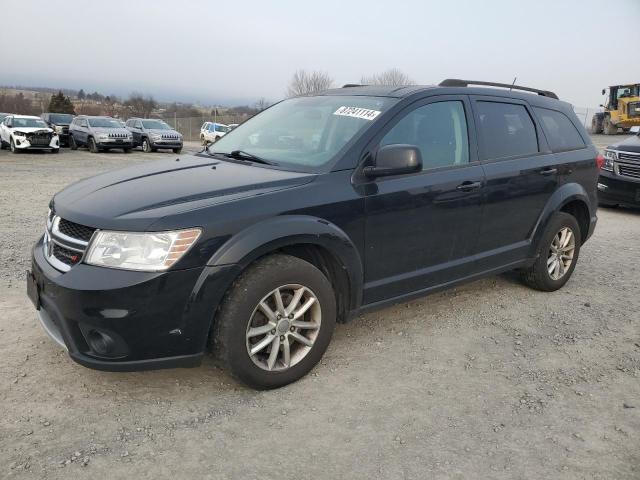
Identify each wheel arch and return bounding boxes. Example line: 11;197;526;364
531;183;594;255
207;215;364;320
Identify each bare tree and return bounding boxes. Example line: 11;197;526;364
254;97;270;112
360;68;416;86
286;70;334;97
125;92;157;118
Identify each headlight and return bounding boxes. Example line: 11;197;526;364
98;134;109;140
150;133;162;141
55;125;64;133
85;228;201;271
13;131;26;137
603;150;616;171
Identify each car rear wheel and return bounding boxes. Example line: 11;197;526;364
521;212;581;291
212;254;336;389
88;137;99;153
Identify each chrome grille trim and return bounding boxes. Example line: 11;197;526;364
43;214;95;272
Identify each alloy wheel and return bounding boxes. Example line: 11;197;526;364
547;227;575;280
246;284;321;372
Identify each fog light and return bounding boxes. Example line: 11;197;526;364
86;329;116;356
16;139;21;146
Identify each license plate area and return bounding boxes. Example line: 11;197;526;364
26;270;40;309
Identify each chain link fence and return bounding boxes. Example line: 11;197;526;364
159;115;251;142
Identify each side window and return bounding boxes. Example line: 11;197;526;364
381;101;469;170
534;108;585;152
80;119;88;128
135;121;142;129
476;101;538;159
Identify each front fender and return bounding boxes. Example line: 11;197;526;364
529;182;594;257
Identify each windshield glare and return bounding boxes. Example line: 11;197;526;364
211;95;396;170
13;118;48;128
88;118;123;128
142;120;171;129
49;114;74;124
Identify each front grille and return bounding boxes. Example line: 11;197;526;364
58;218;96;242
108;133;128;138
44;214;95;272
161;134;180;140
27;131;52;145
61;126;69;134
618;152;640;162
52;244;82;266
618;163;640;179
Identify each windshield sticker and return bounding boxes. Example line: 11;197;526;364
333;106;381;121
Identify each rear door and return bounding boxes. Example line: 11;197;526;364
470;96;559;270
363;96;486;304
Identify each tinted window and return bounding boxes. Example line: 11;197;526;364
476;102;538;159
381;101;469;169
534;108;585;152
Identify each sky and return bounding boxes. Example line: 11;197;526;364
1;0;639;108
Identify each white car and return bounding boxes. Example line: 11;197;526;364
200;122;231;144
0;115;60;153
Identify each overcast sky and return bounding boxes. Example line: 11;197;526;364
1;0;639;107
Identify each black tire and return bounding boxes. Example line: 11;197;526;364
51;148;59;154
521;212;581;292
69;135;78;150
88;137;99;153
591;115;603;134
123;148;131;153
172;147;182;154
142;138;152;153
212;254;336;389
603;116;618;135
10;138;20;154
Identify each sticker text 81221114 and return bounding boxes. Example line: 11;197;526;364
333;106;381;121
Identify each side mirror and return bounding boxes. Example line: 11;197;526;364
602;89;606;95
363;144;422;178
630;126;640;135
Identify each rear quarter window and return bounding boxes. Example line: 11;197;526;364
476;101;539;159
534;107;586;152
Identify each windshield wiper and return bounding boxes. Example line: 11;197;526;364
219;150;278;166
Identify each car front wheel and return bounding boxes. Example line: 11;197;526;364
10;138;20;153
521;212;581;291
142;138;152;153
212;254;336;389
88;137;99;153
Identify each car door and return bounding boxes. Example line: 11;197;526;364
132;120;143;146
362;96;486;304
78;118;90;144
470;96;560;270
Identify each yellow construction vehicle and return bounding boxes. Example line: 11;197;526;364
592;84;640;134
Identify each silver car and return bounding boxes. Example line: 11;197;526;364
125;118;183;153
69;116;133;153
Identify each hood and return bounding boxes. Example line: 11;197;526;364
92;127;131;136
608;134;640;153
13;127;53;134
52;154;315;230
147;128;181;137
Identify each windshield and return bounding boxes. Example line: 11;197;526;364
13;118;48;128
88;118;123;128
49;114;74;124
142;120;171;130
211;95;396;170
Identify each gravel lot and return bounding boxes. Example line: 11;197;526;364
1;136;638;479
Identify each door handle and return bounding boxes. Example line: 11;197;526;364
456;181;482;191
539;167;557;176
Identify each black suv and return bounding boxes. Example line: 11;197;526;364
125;118;183;153
27;80;600;389
41;113;75;147
598;127;640;207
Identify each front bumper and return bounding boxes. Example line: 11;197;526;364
598;169;640;206
151;140;183;149
28;236;240;371
13;136;59;150
96;139;133;148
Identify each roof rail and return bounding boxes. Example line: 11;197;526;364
342;83;365;88
439;79;559;100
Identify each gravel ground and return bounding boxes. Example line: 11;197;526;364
1;136;638;479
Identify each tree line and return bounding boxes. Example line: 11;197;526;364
286;68;416;97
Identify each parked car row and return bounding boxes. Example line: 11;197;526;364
0;113;184;154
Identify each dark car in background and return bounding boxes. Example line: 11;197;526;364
125;118;183;153
41;113;75;147
598;127;640;207
28;79;600;389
